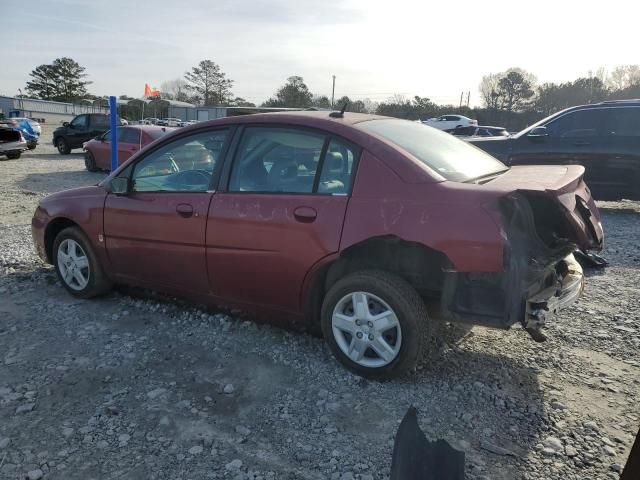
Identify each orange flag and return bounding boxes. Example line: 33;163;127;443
144;83;160;97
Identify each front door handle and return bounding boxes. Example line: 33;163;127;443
293;206;317;223
176;203;194;217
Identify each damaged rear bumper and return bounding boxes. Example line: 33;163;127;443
524;254;584;341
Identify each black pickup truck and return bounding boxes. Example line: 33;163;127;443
53;113;122;154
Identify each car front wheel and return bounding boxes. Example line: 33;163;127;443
321;270;428;380
56;137;71;154
53;227;112;298
84;150;99;171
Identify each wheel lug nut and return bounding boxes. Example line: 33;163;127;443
368;334;374;341
356;332;363;339
367;321;373;328
355;319;361;326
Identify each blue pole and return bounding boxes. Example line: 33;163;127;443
109;96;118;172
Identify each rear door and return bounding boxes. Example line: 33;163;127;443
103;128;230;293
206;125;360;314
601;106;640;200
90;114;110;140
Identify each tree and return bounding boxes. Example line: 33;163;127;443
311;95;331;109
160;78;191;103
607;65;640;91
496;69;535;114
25;57;91;102
228;97;256;107
184;60;234;106
262;76;313;108
479;73;503;110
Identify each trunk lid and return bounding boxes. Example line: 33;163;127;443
484;165;603;250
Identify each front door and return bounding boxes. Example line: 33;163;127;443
118;127;141;165
206;126;359;314
67;114;91;148
103;128;230;294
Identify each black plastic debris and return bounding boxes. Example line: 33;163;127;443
574;249;608;269
390;407;465;480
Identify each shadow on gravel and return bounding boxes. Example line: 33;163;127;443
18;169;106;196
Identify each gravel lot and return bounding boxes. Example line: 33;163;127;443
1;125;639;480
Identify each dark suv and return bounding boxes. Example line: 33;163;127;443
53;114;118;154
469;100;640;200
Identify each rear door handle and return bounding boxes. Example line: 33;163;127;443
293;206;317;223
176;203;194;217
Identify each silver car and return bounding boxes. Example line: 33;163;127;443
0;124;27;160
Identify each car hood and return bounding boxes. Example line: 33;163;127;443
484;165;603;251
40;185;106;207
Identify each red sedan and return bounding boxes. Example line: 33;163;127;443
32;112;603;379
83;125;175;171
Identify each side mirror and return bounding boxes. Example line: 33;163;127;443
95;135;103;141
527;126;548;138
63;122;70;127
110;177;130;195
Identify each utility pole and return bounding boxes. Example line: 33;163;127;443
331;75;336;109
467;91;471;107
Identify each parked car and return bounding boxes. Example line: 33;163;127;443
53;114;124;154
157;118;182;127
474;126;509;137
32;112;603;379
178;120;198;127
422;115;477;131
468;100;640;200
4;117;42;148
143;118;159;125
83;125;175;171
0;123;27;159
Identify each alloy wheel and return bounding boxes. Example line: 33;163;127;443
57;239;90;291
331;291;402;368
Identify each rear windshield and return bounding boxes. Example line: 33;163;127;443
356;119;507;182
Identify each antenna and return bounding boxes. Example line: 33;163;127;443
329;101;348;118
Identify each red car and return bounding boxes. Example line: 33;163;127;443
83;125;175;171
32;112;603;379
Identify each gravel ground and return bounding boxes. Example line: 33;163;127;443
0;126;639;479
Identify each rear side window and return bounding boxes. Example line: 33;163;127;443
604;107;640;137
229;127;325;194
120;128;141;144
92;115;109;129
318;139;358;194
546;109;604;138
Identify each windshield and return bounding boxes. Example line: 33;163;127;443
357;119;507;182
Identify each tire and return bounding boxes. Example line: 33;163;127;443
84;150;99;172
27;141;37;150
56;137;71;155
6;152;21;160
53;226;112;299
321;270;428;380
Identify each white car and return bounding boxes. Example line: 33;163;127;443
422;115;477;131
158;118;182;127
0;124;27;159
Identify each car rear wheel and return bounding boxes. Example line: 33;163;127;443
53;227;112;298
321;270;427;380
84;151;99;172
56;137;71;155
5;152;21;160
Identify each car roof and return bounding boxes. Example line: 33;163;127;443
123;125;174;132
194;111;388;130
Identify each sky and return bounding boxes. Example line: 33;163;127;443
0;0;639;106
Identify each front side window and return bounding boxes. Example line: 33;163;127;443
357;119;507;183
546;109;604;138
92;115;109;129
229;127;325;193
70;115;87;129
131;129;228;193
